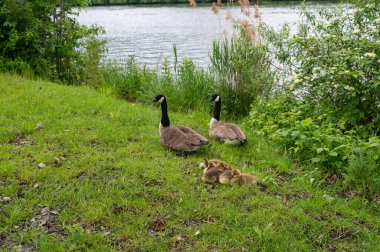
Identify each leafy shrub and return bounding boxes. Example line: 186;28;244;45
0;0;104;85
245;0;380;197
247;94;380;173
263;0;380;130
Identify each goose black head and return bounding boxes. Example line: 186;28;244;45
209;94;221;103
152;94;166;104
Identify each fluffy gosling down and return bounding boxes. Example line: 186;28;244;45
200;159;233;184
230;169;258;186
152;95;209;152
209;94;246;145
200;159;257;186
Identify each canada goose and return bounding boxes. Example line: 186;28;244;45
230;169;258;186
152;95;209;152
209;94;246;144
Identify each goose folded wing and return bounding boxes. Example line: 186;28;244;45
225;123;246;141
176;125;209;145
212;124;239;140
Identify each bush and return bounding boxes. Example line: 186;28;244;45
263;0;380;130
0;0;104;85
247;0;380;196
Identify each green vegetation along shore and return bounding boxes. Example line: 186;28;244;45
91;0;203;4
1;73;380;251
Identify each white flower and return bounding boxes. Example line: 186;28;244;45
294;78;302;84
323;34;332;38
353;29;361;34
364;52;376;58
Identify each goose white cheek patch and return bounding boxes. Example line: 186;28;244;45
215;96;220;102
158;96;165;103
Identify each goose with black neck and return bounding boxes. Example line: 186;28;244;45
152;94;209;152
209;94;246;145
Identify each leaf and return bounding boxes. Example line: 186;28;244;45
329;151;338;157
317;148;324;153
291;131;300;138
303;118;313;127
312;157;321;163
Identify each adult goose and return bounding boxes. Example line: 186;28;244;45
152;95;209;152
209;94;246;144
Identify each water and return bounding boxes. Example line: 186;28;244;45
77;1;338;68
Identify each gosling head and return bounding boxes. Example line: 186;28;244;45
152;94;166;104
232;169;242;178
209;94;221;103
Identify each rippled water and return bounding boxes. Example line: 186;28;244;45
77;1;338;68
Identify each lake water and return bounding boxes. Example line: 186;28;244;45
77;1;338;68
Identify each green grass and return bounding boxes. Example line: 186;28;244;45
1;73;379;251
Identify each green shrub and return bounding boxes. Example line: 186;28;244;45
245;1;380;197
263;0;380;130
0;0;104;85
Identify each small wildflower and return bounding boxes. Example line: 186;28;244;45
364;52;376;58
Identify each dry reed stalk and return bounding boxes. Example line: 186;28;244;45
254;3;261;20
233;30;238;42
238;0;250;16
212;2;219;15
189;0;197;8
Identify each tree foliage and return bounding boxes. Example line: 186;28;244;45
0;0;104;84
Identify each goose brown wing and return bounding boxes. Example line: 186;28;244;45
225;123;246;141
212;123;246;141
160;126;208;151
176;125;209;145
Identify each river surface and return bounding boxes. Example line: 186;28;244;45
77;1;339;68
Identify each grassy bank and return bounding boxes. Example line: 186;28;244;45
1;73;380;251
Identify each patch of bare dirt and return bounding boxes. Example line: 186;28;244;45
9;135;30;148
148;218;166;234
144;179;165;187
182;216;214;226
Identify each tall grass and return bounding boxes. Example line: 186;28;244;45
95;2;274;118
97;57;215;112
209;1;275;117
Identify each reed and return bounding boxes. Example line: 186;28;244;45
209;0;274;117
